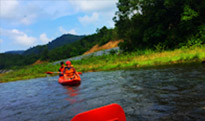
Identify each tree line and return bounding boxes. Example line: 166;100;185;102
113;0;204;51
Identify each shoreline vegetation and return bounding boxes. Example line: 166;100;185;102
0;46;204;83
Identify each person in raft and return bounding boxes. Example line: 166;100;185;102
63;61;79;80
59;61;65;77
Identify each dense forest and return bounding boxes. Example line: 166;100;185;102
0;0;204;69
114;0;204;51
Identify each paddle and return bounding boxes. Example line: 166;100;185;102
71;103;126;121
45;72;60;74
45;71;82;75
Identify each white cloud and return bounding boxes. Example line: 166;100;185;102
70;0;118;28
0;1;74;25
59;26;69;34
40;33;51;44
15;34;36;46
20;14;37;25
68;29;77;35
0;39;3;43
0;0;39;25
42;1;74;19
78;12;99;25
69;0;118;12
11;29;36;46
0;28;36;47
108;20;115;28
0;0;18;19
59;26;77;35
0;0;118;26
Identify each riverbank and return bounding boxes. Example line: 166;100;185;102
0;46;204;82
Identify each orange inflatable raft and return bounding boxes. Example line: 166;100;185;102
58;75;81;86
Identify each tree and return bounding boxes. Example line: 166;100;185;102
40;46;49;61
114;0;204;51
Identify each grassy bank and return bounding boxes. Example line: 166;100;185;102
0;46;204;82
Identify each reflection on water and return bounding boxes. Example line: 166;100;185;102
0;64;205;121
64;86;79;104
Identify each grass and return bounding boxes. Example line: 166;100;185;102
74;46;205;71
0;46;204;82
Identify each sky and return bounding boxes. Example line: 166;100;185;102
0;0;118;53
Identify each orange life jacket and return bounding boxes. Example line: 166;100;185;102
64;67;75;78
59;66;64;72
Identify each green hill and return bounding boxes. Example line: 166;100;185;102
5;50;25;55
44;26;118;61
23;34;85;55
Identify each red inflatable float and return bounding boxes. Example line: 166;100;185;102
71;103;126;121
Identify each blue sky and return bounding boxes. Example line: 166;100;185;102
0;0;118;53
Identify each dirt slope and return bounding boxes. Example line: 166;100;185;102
32;60;47;65
83;40;123;55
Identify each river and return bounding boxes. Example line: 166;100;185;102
0;64;205;121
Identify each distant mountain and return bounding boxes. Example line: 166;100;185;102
5;50;25;55
23;45;46;55
47;34;85;50
23;34;85;55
